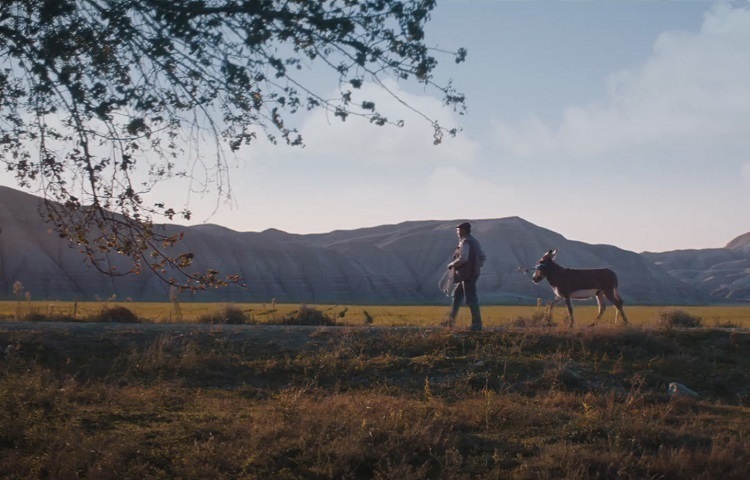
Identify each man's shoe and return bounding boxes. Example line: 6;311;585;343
469;324;482;332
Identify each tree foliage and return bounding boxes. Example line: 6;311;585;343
0;0;466;290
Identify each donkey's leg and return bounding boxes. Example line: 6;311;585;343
565;297;574;328
605;289;629;326
590;291;606;326
616;303;629;326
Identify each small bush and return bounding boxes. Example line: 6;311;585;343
655;309;703;330
21;312;78;323
510;309;555;328
89;306;141;323
279;304;336;326
199;305;254;325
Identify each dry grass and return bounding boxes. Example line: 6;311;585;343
1;324;749;479
2;301;750;328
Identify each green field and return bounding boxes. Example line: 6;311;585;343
2;301;750;328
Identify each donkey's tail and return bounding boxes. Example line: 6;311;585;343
612;287;624;304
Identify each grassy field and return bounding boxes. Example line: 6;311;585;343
2;302;749;477
2;300;750;328
1;322;749;479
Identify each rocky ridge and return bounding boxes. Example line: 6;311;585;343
0;186;746;304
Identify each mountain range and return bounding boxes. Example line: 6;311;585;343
0;186;747;305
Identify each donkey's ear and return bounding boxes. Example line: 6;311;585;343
549;249;557;259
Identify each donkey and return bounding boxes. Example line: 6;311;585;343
531;249;628;328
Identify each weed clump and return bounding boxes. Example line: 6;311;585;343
20;312;78;323
89;306;141;323
655;309;703;331
510;309;556;328
199;305;254;324
280;304;336;326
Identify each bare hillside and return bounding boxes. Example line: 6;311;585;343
0;186;741;304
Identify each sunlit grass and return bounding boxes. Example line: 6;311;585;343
1;325;749;478
1;301;749;328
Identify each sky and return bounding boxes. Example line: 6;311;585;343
6;0;750;253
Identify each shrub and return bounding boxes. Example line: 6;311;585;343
198;305;254;325
510;309;556;328
655;309;703;330
279;304;336;326
89;306;141;323
21;312;78;323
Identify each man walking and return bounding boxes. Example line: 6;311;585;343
446;221;487;331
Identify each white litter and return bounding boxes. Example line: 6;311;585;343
668;382;700;399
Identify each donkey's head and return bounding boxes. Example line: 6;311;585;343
531;249;557;284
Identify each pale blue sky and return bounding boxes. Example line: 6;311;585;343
5;1;750;253
203;0;748;253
